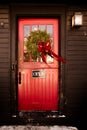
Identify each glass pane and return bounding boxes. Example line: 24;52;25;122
24;38;29;62
46;38;54;63
39;25;45;31
50;38;54;49
32;25;38;31
24;25;30;36
47;25;53;36
24;38;28;42
46;55;54;63
23;25;54;63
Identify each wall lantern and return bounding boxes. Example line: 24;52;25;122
0;22;4;27
72;12;83;27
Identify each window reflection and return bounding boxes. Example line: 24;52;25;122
46;55;53;63
32;25;38;31
47;25;53;36
24;25;30;36
39;25;45;31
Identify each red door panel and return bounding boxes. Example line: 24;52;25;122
18;18;59;111
18;69;58;110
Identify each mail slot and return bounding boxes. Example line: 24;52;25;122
32;70;45;78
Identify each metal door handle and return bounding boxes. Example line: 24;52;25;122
19;72;21;84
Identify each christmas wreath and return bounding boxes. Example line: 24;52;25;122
25;29;66;63
25;29;52;61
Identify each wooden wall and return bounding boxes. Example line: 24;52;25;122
0;3;87;127
65;5;87;126
0;5;10;123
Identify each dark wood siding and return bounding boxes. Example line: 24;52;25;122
0;5;10;122
66;5;87;121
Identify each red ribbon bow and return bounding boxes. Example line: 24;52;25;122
38;40;66;63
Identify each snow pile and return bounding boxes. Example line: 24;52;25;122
0;125;78;130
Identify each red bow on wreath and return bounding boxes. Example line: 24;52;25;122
38;40;66;63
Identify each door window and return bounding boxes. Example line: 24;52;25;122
23;24;54;63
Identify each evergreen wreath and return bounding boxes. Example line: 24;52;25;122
25;30;52;61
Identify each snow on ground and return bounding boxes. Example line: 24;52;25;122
0;125;78;130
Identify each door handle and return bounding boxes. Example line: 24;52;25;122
19;72;21;84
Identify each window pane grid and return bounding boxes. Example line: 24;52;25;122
23;24;54;63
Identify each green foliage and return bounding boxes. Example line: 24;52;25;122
25;30;51;60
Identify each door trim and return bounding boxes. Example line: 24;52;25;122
10;3;66;116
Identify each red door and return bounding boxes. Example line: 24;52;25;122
18;18;59;111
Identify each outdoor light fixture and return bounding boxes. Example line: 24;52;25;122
0;22;4;27
72;12;83;27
